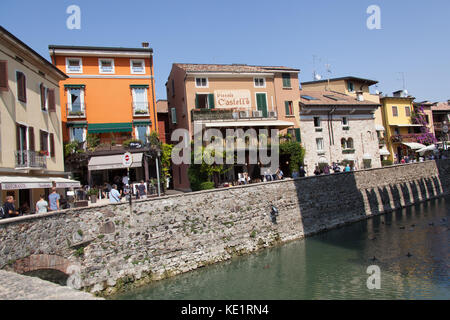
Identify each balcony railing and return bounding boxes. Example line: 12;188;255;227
66;104;86;118
133;102;150;116
191;108;278;122
391;134;423;143
15;150;47;169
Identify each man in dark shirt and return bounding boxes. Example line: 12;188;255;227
3;196;19;219
137;181;147;199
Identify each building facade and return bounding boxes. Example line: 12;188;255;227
301;76;390;161
166;63;301;191
298;89;382;175
156;99;170;144
431;100;450;144
0;26;78;210
380;91;435;163
49;45;158;186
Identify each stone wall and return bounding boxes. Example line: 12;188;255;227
0;160;449;296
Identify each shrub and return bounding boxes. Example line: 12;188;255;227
199;181;215;191
382;160;393;167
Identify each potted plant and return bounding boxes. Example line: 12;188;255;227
39;150;49;156
87;188;98;204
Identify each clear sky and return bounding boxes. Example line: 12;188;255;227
1;0;449;102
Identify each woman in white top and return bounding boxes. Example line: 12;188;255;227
35;195;48;214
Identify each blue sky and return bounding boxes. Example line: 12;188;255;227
1;0;449;102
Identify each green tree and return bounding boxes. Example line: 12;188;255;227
279;141;305;174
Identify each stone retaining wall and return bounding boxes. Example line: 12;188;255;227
0;160;449;296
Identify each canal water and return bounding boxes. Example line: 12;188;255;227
112;196;449;300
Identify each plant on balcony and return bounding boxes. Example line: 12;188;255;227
123;138;142;148
411;105;438;145
69;111;84;116
134;109;148;115
86;134;100;151
39;150;49;156
64;141;85;157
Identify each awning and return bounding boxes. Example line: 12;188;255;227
49;177;81;188
379;148;391;156
318;157;328;164
343;155;356;161
0;176;53;190
88;123;132;134
416;144;436;154
363;153;372;160
402;142;427;150
202;120;295;129
67;121;87;128
88;153;143;171
133;120;152;126
391;124;423;127
375;125;385;131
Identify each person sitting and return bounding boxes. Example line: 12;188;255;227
2;196;19;218
109;184;121;203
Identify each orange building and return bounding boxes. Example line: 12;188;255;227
49;45;158;186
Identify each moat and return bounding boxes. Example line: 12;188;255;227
112;196;449;300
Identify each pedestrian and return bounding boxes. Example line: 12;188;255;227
2;196;19;218
137;180;147;199
48;187;60;211
35;195;48;214
299;166;306;178
276;168;284;180
344;164;351;172
323;165;330;175
123;184;131;202
109;184;121;203
314;166;321;176
401;157;406;164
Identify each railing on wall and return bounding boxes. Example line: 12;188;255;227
15;150;47;169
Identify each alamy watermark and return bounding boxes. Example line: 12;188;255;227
66;5;81;30
367;5;381;30
366;265;381;289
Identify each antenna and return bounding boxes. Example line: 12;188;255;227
397;72;407;90
312;55;322;81
325;58;332;90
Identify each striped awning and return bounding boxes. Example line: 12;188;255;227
88;123;132;133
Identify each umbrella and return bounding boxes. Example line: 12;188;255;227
416;144;436;154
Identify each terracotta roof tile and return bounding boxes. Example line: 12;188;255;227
174;63;299;73
299;90;380;106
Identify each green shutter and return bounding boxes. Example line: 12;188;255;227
208;93;215;109
285;101;290;115
295;128;301;142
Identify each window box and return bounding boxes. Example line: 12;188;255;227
315;128;323;132
342;149;355;154
317;151;326;155
39;150;49;157
342;126;350;131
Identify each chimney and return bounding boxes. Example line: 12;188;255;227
142;42;149;48
356;91;364;101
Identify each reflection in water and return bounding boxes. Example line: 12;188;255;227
112;197;449;300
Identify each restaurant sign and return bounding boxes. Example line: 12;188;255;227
215;90;251;109
2;182;52;190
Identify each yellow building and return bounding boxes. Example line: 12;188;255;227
0;26;79;212
380;91;435;162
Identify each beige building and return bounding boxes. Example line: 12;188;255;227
167;63;301;191
301;76;390;160
298;89;382;175
0;26;77;211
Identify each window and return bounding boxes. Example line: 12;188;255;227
342;117;348;126
71;127;85;143
99;59;115;74
347;138;354;149
405;106;411;117
347;82;354;92
392;106;398;117
285;101;293;116
282;73;291;88
135;126;149;144
0;60;8;92
66;58;82;73
16;71;26;102
132;88;149;115
316;138;324;151
40;130;49;156
314;117;321;127
254;78;265;88
195;93;215;109
172;79;175;97
67;88;84;115
40;83;48;111
130;59;145;74
16;124;28;151
171;108;177;124
195;77;208;88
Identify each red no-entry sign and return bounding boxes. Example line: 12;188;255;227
122;152;133;167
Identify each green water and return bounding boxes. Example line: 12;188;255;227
112;197;449;300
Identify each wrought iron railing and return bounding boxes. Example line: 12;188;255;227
15;150;47;169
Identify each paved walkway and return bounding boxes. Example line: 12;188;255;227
0;270;102;300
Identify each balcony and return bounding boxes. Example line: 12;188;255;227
15;150;47;169
66;104;86;119
391;134;423;143
133;102;150;117
191;108;278;122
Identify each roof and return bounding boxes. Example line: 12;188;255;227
173;63;300;74
49;45;153;53
299;90;380;106
0;26;68;80
432;101;450;112
301;76;378;86
380;95;415;101
156;100;168;113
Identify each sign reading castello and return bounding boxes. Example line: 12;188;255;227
215;90;251;109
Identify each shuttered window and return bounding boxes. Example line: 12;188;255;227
295;128;301;143
40;84;47;110
282;73;291;88
285;101;293;115
208;93;215;109
28;127;35;151
171;108;177;124
48;89;56;112
16;71;26;102
0;60;8;91
50;133;55;157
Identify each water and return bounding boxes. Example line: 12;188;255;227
112;197;449;300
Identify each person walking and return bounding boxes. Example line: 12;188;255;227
137;180;147;200
299;166;306;178
48;187;60;211
344;164;351;172
109;184;121;203
35;195;48;214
